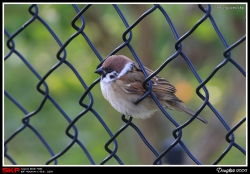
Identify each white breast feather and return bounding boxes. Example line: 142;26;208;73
100;80;157;119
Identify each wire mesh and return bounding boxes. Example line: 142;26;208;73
4;4;246;165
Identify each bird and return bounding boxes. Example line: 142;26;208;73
94;55;208;124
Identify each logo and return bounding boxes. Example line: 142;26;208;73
2;168;21;173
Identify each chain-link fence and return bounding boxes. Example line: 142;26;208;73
4;4;246;165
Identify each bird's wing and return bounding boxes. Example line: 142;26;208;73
116;62;182;102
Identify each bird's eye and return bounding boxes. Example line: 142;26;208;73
107;68;112;72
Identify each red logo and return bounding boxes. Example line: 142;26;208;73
2;168;20;173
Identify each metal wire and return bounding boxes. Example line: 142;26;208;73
4;4;246;165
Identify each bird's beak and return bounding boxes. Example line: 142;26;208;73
94;67;105;75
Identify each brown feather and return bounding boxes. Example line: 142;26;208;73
116;61;208;124
102;55;132;73
117;62;182;102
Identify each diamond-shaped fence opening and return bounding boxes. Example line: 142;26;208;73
4;4;246;165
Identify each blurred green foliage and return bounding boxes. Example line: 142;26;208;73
4;4;246;165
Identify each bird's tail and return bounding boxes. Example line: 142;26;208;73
172;102;208;124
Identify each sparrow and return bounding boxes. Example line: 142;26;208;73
94;55;208;124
